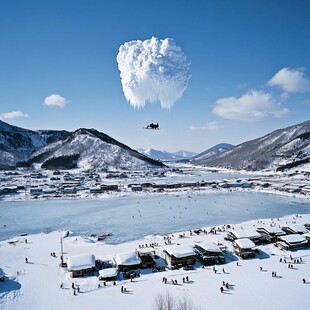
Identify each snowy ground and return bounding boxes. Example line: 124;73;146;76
1;213;310;310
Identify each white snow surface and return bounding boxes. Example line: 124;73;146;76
1;214;310;309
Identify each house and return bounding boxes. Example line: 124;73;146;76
90;186;104;194
278;234;308;251
281;225;308;235
98;267;118;281
0;267;4;282
163;245;196;267
256;227;286;243
67;254;96;277
225;229;265;244
194;242;225;265
137;248;156;269
233;238;256;259
114;251;142;272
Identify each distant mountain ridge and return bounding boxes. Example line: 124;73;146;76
192;120;310;171
0;120;164;170
138;148;197;162
190;143;234;161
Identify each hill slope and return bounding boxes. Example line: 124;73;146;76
192;120;310;171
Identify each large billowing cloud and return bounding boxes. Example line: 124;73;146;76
267;67;310;93
116;37;190;109
43;94;68;108
0;111;29;120
213;90;288;121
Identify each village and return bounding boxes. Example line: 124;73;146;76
1;166;310;201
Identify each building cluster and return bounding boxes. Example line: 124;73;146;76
63;221;310;281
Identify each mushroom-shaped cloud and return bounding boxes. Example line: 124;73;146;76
116;37;190;109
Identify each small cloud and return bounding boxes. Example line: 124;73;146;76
43;94;69;108
212;90;288;121
189;121;219;131
0;111;29;120
207;121;219;131
267;67;310;93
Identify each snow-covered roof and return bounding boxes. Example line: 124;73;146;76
114;251;141;266
260;226;285;235
164;245;195;258
99;267;118;278
280;234;307;244
234;238;256;249
67;254;95;271
199;242;222;253
283;225;308;234
229;229;261;239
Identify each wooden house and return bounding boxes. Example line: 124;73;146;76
67;254;96;277
114;251;142;272
163;245;196;267
256;227;286;243
233;238;256;259
194;242;225;265
279;234;308;251
225;229;265;244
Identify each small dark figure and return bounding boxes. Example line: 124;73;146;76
260;267;262;271
303;279;306;284
222;281;225;286
225;282;229;289
237;262;239;266
121;286;124;293
279;258;282;262
72;283;75;289
25;257;28;263
104;282;106;286
60;283;63;289
73;290;77;296
77;286;80;293
113;281;116;286
25;239;27;244
182;277;185;283
186;276;189;282
222;268;226;273
220;286;224;293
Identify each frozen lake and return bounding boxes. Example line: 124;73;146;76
0;191;309;244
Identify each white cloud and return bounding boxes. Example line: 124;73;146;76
0;111;29;120
116;36;190;109
189;121;219;131
43;94;68;108
267;67;310;93
212;90;288;121
207;121;219;131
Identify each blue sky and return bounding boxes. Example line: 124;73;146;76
0;0;310;152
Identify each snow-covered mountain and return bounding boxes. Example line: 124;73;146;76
190;143;234;161
0;120;70;168
0;121;164;170
192;120;310;171
138;148;197;162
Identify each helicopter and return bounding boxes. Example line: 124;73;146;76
144;122;160;130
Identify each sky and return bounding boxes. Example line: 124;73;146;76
0;0;310;153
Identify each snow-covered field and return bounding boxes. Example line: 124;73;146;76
1;213;310;310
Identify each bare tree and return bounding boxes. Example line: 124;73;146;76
153;291;176;310
177;295;194;310
153;292;197;310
